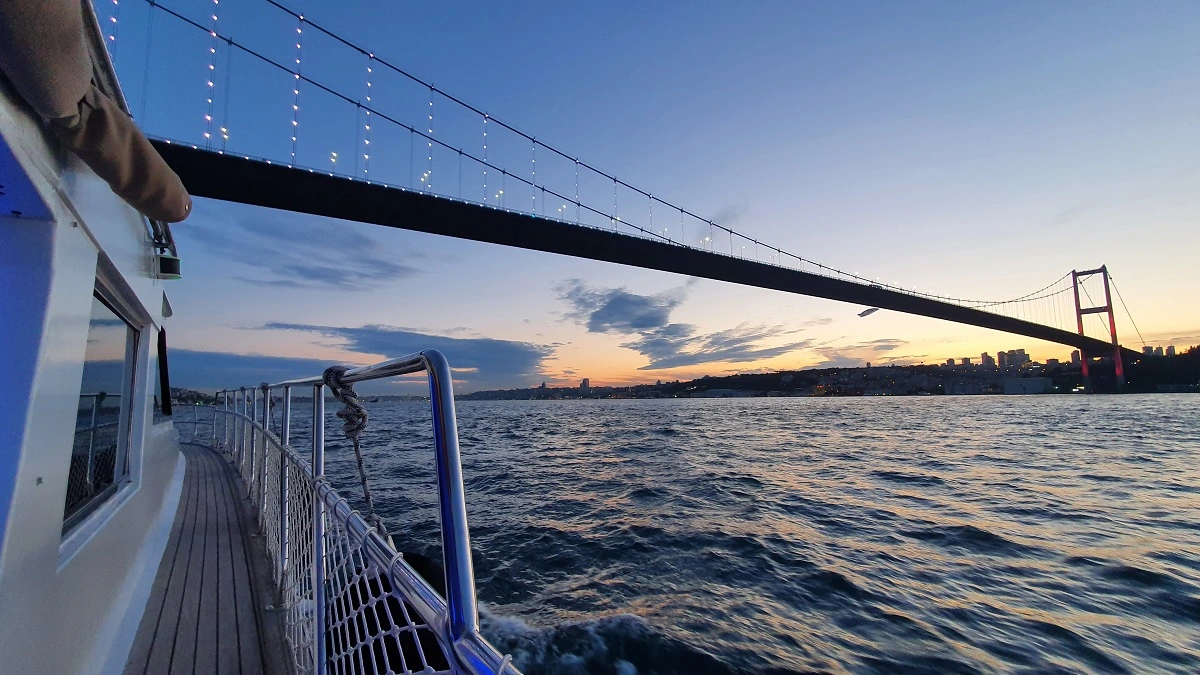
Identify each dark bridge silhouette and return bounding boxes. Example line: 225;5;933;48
154;142;1140;364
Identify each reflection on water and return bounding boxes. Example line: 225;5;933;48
308;394;1199;674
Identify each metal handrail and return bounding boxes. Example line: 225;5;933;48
75;393;124;498
215;349;515;675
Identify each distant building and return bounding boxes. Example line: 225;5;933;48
998;351;1009;369
1144;346;1155;356
981;353;996;367
539;381;547;389
580;378;590;393
945;358;956;366
945;381;984;395
1154;346;1164;357
1000;349;1030;367
1071;350;1081;365
961;357;971;366
1003;377;1053;395
1046;358;1060;367
1166;345;1176;357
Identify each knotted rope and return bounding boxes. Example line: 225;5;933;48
323;366;389;541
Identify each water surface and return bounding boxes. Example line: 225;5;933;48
317;394;1200;674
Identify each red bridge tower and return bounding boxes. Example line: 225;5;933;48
1071;266;1125;390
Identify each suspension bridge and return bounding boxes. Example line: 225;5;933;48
108;0;1145;374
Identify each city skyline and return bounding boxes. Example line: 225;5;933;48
115;1;1200;393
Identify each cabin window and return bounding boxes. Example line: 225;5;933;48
63;292;137;530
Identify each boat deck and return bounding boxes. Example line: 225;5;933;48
125;443;289;675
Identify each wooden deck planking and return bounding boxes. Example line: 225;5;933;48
125;443;289;675
192;448;221;674
171;446;210;674
213;447;242;674
223;448;265;672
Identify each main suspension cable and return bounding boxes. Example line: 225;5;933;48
1109;275;1147;346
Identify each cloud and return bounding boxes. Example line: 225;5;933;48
262;323;553;390
712;203;749;227
1048;204;1092;228
807;338;911;369
556;279;815;370
808;352;865;369
558;281;686;333
168;349;340;391
177;205;419;290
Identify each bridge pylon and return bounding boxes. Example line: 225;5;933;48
1071;266;1124;391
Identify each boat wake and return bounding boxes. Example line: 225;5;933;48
479;609;736;675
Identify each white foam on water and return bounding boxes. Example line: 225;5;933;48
479;605;648;674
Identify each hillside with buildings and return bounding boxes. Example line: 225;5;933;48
461;345;1199;400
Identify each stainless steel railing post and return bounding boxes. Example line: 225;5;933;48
279;385;291;589
424;349;480;642
240;386;249;466
250;388;259;497
243;388;250;467
86;395;100;496
259;385;269;511
312;383;327;675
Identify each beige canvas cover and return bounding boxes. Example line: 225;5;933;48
0;0;191;222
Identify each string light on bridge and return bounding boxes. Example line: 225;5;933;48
362;53;374;179
612;179;618;230
531;141;537;213
290;15;304;167
203;0;220;149
107;0;120;59
648;193;654;235
220;38;231;151
423;86;433;192
482;115;488;203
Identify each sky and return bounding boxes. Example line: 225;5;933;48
104;0;1200;393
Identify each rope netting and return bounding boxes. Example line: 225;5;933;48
193;404;466;674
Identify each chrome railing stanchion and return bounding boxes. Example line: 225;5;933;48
425;350;481;642
259;385;269;511
250;388;259;497
221;350;517;674
244;390;251;479
279;385;291;589
86;395;100;496
312;383;327;675
242;388;248;461
232;391;238;456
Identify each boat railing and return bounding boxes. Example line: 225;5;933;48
175;349;517;675
65;393;126;519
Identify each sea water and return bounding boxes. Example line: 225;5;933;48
311;394;1199;674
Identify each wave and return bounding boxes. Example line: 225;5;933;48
479;610;736;675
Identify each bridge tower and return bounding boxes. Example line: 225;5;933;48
1071;266;1125;390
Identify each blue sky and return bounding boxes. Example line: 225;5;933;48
103;0;1200;392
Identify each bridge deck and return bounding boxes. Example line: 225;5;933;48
124;443;289;675
152;142;1140;364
